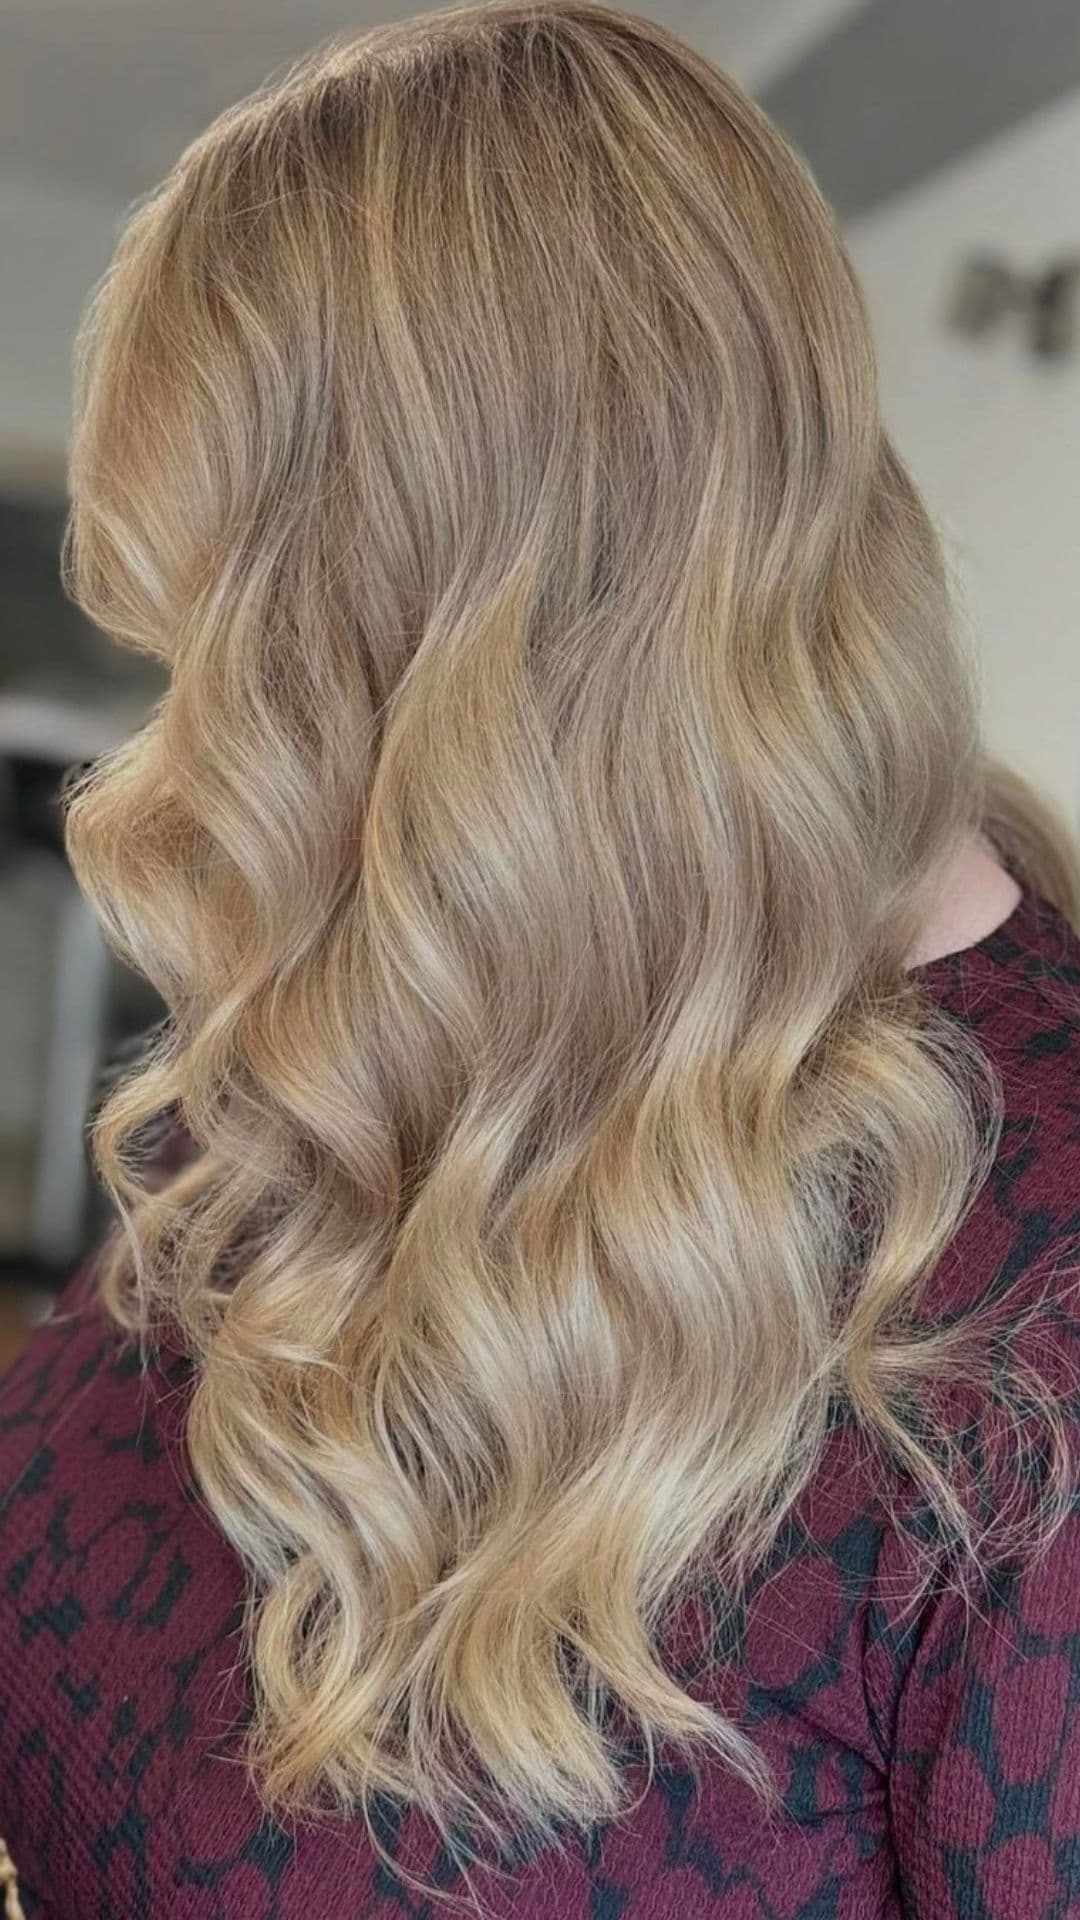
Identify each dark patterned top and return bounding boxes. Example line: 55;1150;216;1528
2;885;1080;1920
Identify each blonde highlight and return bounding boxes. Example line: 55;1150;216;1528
62;0;1080;1888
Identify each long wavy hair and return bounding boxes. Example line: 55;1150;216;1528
62;0;1080;1884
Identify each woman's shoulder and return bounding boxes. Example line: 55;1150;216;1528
0;1257;245;1636
0;1265;196;1519
0;1263;239;1605
913;887;1080;1328
0;1269;248;1916
915;884;1080;1073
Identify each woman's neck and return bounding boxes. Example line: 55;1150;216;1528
904;834;1021;969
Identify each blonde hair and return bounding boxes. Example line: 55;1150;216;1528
62;0;1080;1890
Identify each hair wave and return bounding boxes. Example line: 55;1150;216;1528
62;0;1080;1889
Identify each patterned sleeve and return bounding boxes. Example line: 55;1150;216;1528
887;1503;1080;1918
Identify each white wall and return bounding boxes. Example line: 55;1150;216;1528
846;86;1080;825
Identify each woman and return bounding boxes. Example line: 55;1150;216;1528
1;3;1079;1914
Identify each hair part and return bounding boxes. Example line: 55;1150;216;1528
62;0;1080;1898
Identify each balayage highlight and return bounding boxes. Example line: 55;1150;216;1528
61;0;1080;1892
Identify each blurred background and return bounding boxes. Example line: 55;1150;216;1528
0;0;1078;1360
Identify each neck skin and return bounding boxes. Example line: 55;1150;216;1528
904;834;1021;970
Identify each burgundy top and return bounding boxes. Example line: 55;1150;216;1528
2;885;1080;1919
